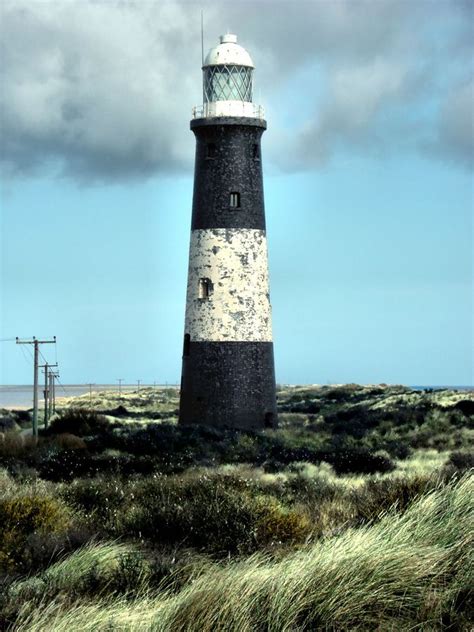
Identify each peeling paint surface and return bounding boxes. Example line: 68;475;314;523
185;228;272;342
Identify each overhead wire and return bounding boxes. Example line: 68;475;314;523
18;344;31;367
37;345;67;394
14;338;70;398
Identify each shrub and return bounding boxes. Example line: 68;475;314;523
0;415;17;432
53;434;88;451
253;496;311;545
18;525;94;574
0;433;38;459
48;409;109;436
40;451;159;482
446;451;474;472
0;494;71;572
70;474;312;554
329;447;395;475
452;399;474;416
38;450;95;482
350;475;438;523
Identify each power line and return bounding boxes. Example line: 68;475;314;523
18;344;31;367
16;337;56;438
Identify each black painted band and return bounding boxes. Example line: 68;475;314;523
191;121;266;230
191;117;267;130
179;341;278;429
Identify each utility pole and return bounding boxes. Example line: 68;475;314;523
43;363;49;427
87;383;95;409
48;372;54;420
39;362;57;428
117;378;124;395
137;380;141;393
16;336;56;438
50;372;59;416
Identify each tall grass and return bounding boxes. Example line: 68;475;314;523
12;473;473;631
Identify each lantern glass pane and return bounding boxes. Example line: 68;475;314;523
204;66;253;103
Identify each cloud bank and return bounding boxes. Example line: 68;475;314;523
1;0;472;182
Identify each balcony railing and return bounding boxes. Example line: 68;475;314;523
192;103;265;120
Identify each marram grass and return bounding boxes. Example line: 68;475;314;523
12;473;473;631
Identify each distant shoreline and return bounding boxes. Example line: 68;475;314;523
1;383;472;410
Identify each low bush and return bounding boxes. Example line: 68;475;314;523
446;450;474;472
350;474;438;522
329;447;395;475
39;451;158;482
54;434;87;451
119;476;311;554
0;415;17;432
0;494;72;573
63;474;311;554
0;433;38;459
48;409;109;436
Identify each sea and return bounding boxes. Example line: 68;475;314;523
0;384;472;409
0;384;164;409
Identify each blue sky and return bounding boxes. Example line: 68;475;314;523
1;0;472;386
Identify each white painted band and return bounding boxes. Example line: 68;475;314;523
184;228;273;342
192;101;265;119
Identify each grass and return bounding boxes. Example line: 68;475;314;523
0;384;472;630
8;474;473;631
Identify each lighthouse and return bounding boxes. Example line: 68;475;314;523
179;33;277;430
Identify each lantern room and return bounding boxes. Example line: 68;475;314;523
193;34;264;119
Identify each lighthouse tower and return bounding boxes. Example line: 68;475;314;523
179;33;277;430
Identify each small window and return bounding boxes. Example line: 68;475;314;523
230;192;241;208
253;144;260;160
198;277;213;299
207;143;216;158
183;333;190;357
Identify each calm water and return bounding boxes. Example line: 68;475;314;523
0;384;151;408
1;384;471;409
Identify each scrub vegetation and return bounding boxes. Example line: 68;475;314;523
0;384;472;631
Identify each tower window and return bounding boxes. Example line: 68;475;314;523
207;143;216;158
198;277;213;299
253;144;260;160
230;192;241;208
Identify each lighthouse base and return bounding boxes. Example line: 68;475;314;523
179;341;277;430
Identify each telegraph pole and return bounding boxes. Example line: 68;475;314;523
50;372;59;416
39;362;57;428
16;337;56;438
50;373;54;419
117;378;124;395
43;363;49;427
137;380;141;393
87;383;95;409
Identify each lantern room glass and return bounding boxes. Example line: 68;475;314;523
204;65;253;103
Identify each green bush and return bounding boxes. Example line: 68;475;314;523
118;476;311;554
0;494;71;572
48;409;109;436
349;475;439;523
63;474;311;555
445;450;474;473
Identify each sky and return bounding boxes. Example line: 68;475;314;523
1;0;473;387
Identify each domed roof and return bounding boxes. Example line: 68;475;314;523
203;34;254;68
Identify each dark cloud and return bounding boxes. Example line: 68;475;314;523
424;79;473;169
0;0;471;183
